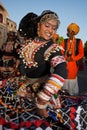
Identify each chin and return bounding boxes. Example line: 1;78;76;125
45;37;51;41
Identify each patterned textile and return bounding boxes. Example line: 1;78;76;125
47;91;87;130
0;76;87;130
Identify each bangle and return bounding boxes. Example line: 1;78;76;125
37;92;50;101
36;102;48;109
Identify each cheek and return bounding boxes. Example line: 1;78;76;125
53;30;57;34
39;26;45;36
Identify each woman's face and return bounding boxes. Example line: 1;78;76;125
38;19;58;40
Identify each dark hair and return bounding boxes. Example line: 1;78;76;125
18;12;38;39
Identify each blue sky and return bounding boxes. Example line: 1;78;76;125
1;0;87;44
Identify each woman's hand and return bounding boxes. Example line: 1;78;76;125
37;108;49;118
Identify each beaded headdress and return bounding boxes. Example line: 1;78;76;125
38;10;60;28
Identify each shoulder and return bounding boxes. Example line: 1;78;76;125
76;38;83;46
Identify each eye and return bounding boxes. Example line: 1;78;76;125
52;26;57;30
45;22;50;28
44;22;57;31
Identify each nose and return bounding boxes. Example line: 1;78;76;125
49;26;53;33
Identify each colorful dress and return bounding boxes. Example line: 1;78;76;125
0;38;87;130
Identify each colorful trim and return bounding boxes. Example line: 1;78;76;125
44;44;61;61
19;40;46;68
50;55;66;67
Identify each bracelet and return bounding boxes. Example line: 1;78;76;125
37;92;50;101
36;102;48;109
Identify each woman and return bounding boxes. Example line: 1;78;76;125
0;31;20;79
0;10;68;130
19;10;67;112
18;12;87;130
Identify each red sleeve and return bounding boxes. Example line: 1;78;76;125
72;39;84;61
